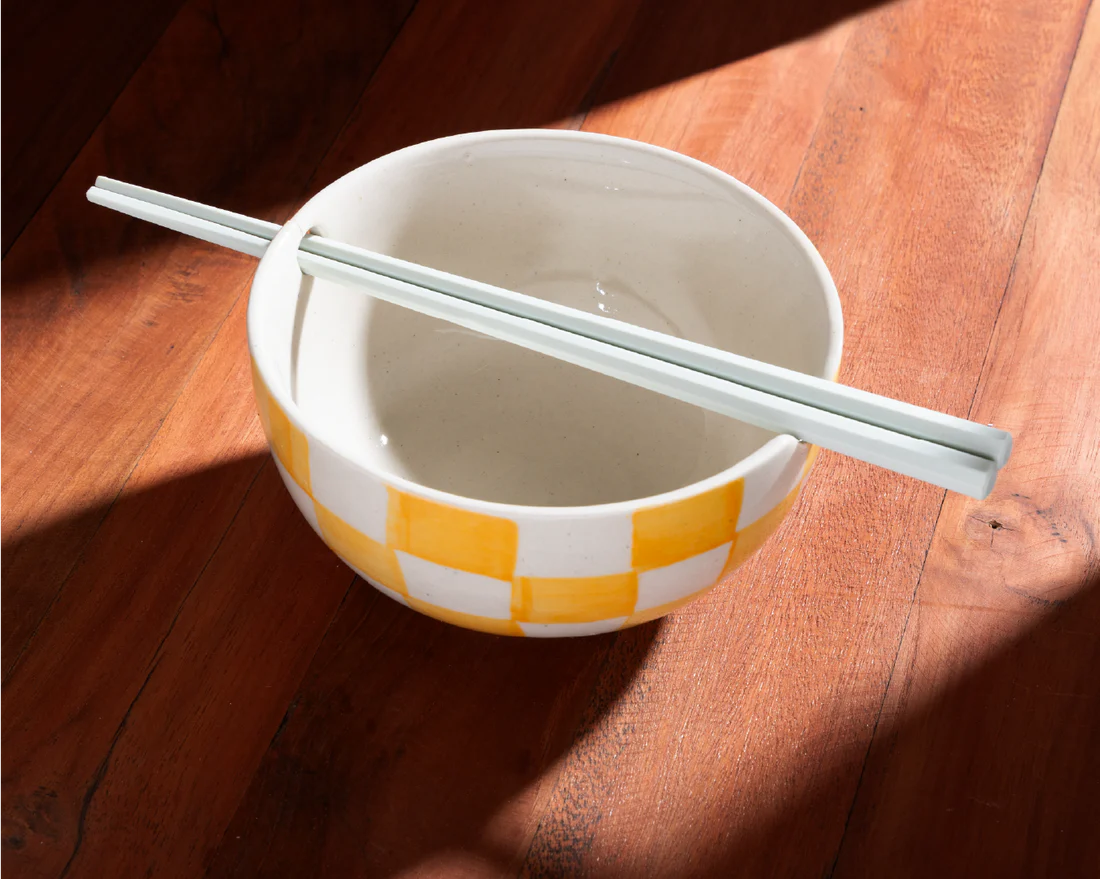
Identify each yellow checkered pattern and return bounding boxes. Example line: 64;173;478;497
254;365;808;636
252;362;311;494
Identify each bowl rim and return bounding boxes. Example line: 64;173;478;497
247;128;844;519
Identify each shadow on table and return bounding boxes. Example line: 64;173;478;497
4;457;1096;876
203;470;1097;876
1;454;661;876
1;0;890;280
585;0;881;108
514;571;1100;878
196;459;666;876
693;570;1100;878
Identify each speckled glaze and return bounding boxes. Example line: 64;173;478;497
248;130;843;637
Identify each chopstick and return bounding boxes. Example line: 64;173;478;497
86;177;1011;499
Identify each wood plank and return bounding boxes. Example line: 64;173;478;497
1;2;648;875
208;594;652;878
202;8;857;877
519;0;1090;874
4;2;1092;877
1;0;186;251
305;0;641;189
833;7;1100;874
1;0;412;871
582;8;853;205
0;303;321;879
590;0;882;110
0;0;415;675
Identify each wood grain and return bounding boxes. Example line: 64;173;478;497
834;7;1100;874
207;596;657;878
0;303;279;876
2;1;653;875
582;13;853;206
306;0;642;189
2;0;413;872
0;0;415;675
0;0;187;251
591;0;880;108
207;9;857;879
2;0;1097;875
521;0;1091;874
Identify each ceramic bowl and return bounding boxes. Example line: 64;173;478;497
247;130;842;637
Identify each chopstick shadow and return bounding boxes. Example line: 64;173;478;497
1;0;890;280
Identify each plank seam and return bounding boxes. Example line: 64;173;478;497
299;0;423;195
2;0;424;684
784;25;854;211
824;5;1095;871
823;490;947;879
205;569;360;875
1;271;257;684
962;0;1095;425
55;458;269;878
572;47;623;130
57;650;167;879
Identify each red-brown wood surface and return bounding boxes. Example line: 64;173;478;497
834;8;1100;873
3;0;1097;876
0;0;187;251
0;0;418;677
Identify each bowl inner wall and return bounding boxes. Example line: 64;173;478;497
291;139;833;506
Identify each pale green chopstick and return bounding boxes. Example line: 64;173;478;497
87;177;1012;499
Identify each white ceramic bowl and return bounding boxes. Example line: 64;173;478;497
248;130;842;637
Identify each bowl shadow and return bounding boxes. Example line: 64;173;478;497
2;454;662;876
208;580;663;876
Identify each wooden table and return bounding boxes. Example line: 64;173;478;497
3;0;1098;875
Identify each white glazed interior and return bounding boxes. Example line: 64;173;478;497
255;131;842;509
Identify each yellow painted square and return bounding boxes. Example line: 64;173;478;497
511;572;638;624
802;444;821;478
406;597;524;637
386;489;518;581
251;359;311;494
620;583;716;628
250;359;274;440
315;502;406;595
631;479;744;571
723;482;801;575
